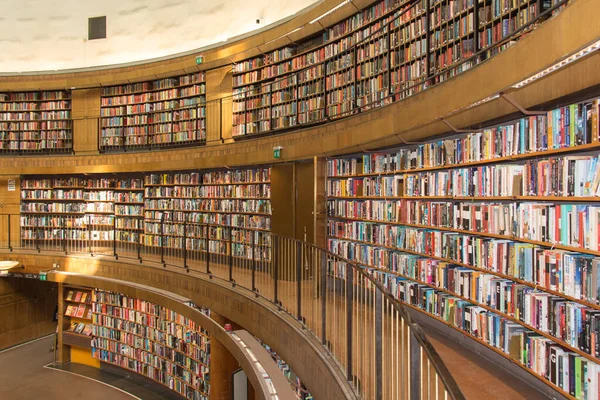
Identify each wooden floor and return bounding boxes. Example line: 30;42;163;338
0;336;133;400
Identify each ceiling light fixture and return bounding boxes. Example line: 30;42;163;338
512;39;600;89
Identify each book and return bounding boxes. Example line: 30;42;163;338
75;305;86;318
65;291;74;301
74;291;82;302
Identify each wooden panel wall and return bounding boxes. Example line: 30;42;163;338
0;278;57;350
295;161;314;243
271;164;295;238
206;65;234;144
72;88;101;155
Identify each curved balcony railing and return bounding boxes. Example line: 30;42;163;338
0;212;464;400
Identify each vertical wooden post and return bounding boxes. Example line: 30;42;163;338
56;283;70;364
205;66;234;144
71;89;101;155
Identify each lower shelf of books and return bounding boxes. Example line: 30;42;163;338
369;268;598;400
92;349;208;400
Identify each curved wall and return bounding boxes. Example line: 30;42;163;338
2;251;357;400
0;0;318;73
0;0;598;174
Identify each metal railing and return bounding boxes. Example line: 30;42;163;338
0;212;464;400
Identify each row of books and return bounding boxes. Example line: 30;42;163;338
67;321;93;336
0;111;70;120
371;269;600;399
101;90;205;106
0;140;72;151
66;290;93;303
145;169;270;185
0;91;69;101
144;185;269;199
328;198;600;251
328;103;600;177
404;155;600;198
0;101;70;111
101;74;204;96
478;7;538;49
328;154;600;198
328;218;600;305
92;334;208;372
0;121;70;129
65;304;92;319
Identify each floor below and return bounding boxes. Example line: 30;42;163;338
0;335;182;400
422;326;551;400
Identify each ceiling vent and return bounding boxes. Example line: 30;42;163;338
88;16;107;40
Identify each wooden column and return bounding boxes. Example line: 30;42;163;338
0;175;20;249
72;88;101;155
206;66;234;145
314;156;327;249
56;282;70;364
209;312;250;400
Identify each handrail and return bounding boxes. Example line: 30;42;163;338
0;212;465;400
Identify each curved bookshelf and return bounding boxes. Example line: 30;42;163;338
231;0;566;138
19;167;272;262
100;73;206;152
0;90;72;154
326;95;600;399
91;289;210;399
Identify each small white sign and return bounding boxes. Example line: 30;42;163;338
7;179;15;191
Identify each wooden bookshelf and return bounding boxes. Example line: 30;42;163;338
0;91;72;154
91;289;210;399
20;167;272;261
326;96;600;397
231;0;556;138
100;72;206;152
143;169;272;261
62;285;94;341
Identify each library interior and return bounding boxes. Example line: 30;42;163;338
0;0;598;399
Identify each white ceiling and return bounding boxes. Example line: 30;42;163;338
2;0;319;73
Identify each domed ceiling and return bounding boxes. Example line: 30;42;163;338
1;0;320;73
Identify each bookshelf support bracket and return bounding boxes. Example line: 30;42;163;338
439;118;478;134
499;92;547;116
395;134;423;145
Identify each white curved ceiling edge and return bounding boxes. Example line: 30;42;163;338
2;0;321;75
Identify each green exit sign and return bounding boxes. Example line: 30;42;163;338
273;146;282;159
39;272;47;281
196;55;204;65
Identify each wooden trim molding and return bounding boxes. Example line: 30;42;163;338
0;0;597;175
0;251;357;400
